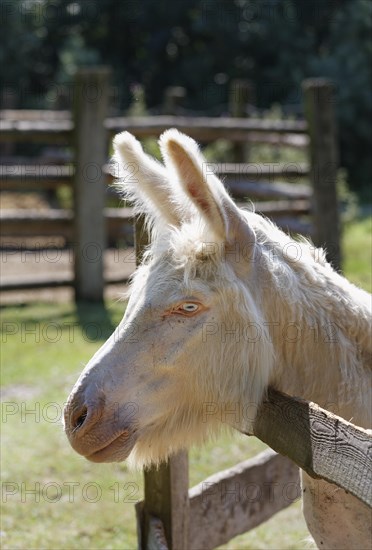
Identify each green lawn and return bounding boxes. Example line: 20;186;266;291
1;217;370;550
342;216;372;291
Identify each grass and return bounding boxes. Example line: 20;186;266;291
1;217;370;550
343;216;372;291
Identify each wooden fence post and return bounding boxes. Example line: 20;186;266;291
164;86;186;115
73;67;111;301
135;216;190;550
141;453;189;550
229;79;254;162
303;78;341;270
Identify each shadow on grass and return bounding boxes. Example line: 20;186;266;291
75;300;116;342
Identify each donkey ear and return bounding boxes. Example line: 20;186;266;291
159;129;227;240
112;132;180;227
160;129;257;257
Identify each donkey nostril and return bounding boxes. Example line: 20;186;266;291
66;396;105;438
73;406;88;430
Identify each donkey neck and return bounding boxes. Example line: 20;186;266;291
259;256;371;426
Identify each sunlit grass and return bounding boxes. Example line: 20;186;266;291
342;216;371;291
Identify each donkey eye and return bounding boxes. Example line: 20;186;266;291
174;302;200;315
181;303;199;312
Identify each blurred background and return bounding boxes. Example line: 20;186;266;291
1;2;371;549
2;0;371;195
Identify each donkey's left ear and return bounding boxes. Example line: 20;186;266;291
160;129;228;240
160;130;256;254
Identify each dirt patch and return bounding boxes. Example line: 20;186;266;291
0;249;133;305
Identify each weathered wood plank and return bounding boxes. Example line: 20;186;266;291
0;208;133;241
0;110;307;134
242;131;308;148
209;162;309;180
107;178;311;204
0;203;309;228
252;389;372;507
226;179;311;200
0;273;130;291
147;516;169;550
254;200;310;216
0;120;72;143
0;275;73;290
0;209;73;237
0;162;309;191
188;449;299;550
0;109;72;121
273;217;313;237
73;67;110;302
105;116;308;139
0;165;73;190
141;453;190;550
0;208;134;221
0;247;135;291
106;161;309;180
0;114;307;144
0;209;74;221
0;203;311;241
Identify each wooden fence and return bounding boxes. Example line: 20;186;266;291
135;387;372;550
1;70;340;301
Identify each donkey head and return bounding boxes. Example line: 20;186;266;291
64;130;274;465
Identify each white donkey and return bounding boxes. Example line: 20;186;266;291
64;130;371;549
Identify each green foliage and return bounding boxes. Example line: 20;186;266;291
1;0;370;192
308;0;372;193
337;169;359;223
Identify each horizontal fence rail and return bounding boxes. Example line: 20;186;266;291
0;273;131;292
0;207;133;239
0;119;73;143
252;389;372;508
0;161;310;186
1;79;340;294
1;111;308;141
138;389;372;550
0;202;312;240
188;449;299;550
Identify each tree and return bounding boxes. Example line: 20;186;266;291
1;0;369;192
